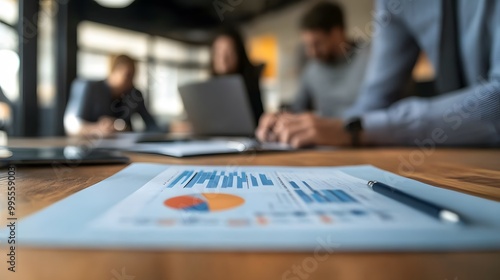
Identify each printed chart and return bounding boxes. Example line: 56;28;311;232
92;166;441;230
164;193;245;212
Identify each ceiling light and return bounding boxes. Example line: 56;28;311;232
94;0;135;8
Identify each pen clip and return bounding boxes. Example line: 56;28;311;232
367;180;377;189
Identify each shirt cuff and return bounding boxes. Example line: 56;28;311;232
360;110;395;145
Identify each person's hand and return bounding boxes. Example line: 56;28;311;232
96;116;116;137
256;112;280;142
258;113;352;148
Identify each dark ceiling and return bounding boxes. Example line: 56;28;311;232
78;0;304;44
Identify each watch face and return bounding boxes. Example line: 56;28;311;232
345;118;363;132
344;118;363;147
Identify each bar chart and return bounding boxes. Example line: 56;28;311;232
288;180;358;204
93;166;441;232
166;169;276;189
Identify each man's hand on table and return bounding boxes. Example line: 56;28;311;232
255;112;354;148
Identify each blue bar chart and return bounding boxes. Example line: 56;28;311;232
289;180;358;204
95;166;440;233
166;169;275;189
167;170;194;188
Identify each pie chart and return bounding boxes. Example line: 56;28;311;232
164;193;245;212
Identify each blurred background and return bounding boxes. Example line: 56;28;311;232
0;0;433;137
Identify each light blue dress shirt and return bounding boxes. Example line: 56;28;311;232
344;0;500;146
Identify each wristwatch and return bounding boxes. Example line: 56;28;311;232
344;117;363;147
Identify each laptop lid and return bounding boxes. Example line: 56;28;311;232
178;75;256;137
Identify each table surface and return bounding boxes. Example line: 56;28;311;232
1;138;500;280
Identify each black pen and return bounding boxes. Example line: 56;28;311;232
367;181;462;223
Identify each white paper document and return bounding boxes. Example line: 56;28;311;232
92;166;442;231
127;139;252;157
5;163;500;251
127;139;293;157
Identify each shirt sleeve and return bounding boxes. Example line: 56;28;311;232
343;0;420;119
64;80;98;135
358;0;500;146
290;66;313;113
69;80;96;121
133;90;161;132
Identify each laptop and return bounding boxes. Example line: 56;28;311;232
178;75;256;137
124;75;295;157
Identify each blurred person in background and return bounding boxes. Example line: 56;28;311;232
210;28;264;125
64;54;159;137
290;1;371;118
0;86;12;133
257;0;500;148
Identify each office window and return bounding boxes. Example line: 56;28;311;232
0;23;19;102
152;37;190;63
38;0;57;108
149;63;182;117
77;52;110;80
0;22;16;50
149;63;210;117
1;0;58;135
0;0;18;26
77;21;149;94
0;0;19;104
152;37;210;65
78;21;149;57
150;37;209;118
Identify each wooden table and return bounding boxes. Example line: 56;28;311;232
1;138;500;280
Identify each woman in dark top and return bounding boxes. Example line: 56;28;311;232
210;28;264;125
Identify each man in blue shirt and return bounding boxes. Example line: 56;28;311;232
257;0;500;147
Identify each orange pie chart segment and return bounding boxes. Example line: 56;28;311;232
202;193;245;211
164;195;206;209
164;193;244;212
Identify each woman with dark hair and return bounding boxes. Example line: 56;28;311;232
210;28;264;125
